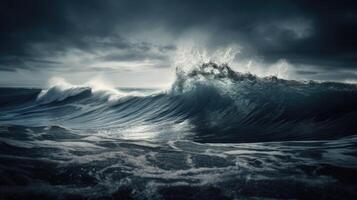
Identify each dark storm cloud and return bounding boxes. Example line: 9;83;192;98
1;0;357;74
99;52;168;63
296;70;319;75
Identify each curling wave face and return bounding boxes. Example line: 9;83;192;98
1;62;357;143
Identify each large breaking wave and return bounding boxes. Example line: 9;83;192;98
1;62;357;143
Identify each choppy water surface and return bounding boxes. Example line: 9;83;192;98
1;63;357;199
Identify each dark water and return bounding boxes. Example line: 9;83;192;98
1;63;357;199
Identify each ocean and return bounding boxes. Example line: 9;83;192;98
1;62;357;199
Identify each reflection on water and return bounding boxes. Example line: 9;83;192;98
0;125;357;199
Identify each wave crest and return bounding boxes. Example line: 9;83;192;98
36;77;141;104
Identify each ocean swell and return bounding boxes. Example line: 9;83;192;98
1;62;357;143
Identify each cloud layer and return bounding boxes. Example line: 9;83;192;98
1;0;357;86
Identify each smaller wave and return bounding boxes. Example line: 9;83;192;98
36;78;92;104
36;77;145;104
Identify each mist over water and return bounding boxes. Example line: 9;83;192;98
1;52;357;199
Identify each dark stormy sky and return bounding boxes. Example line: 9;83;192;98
1;0;357;87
